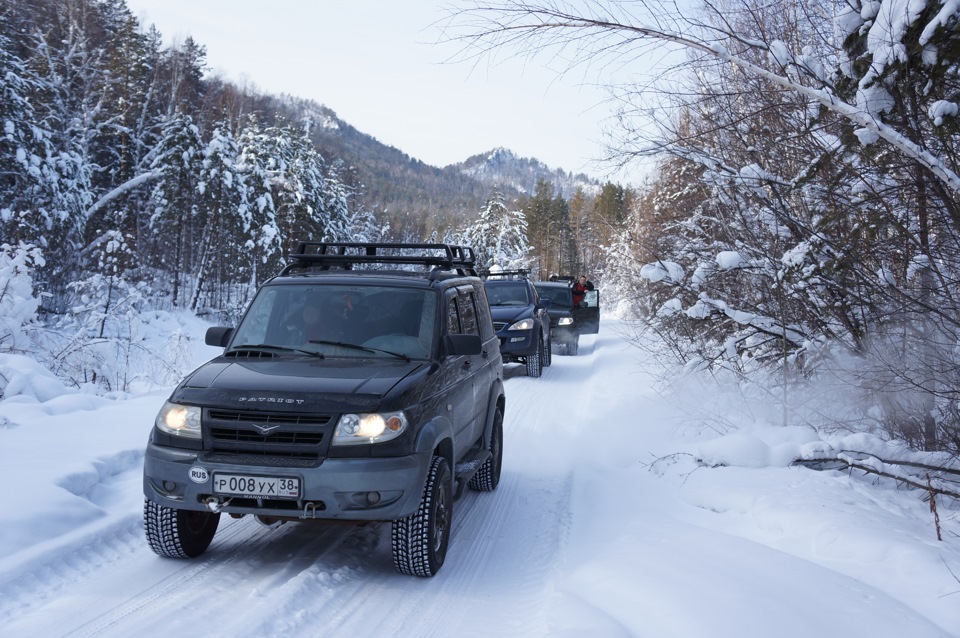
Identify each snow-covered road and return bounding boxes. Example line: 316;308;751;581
1;322;957;637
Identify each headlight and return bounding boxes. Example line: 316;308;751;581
333;411;408;445
156;401;202;439
507;318;534;331
558;316;574;326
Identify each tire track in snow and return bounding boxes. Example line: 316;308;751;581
6;328;612;637
356;349;587;636
57;517;370;638
2;514;255;637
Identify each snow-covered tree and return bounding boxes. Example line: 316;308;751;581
0;243;44;354
460;190;530;270
453;0;960;452
148;112;203;306
191;124;251;315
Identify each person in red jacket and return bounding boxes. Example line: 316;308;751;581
572;275;594;306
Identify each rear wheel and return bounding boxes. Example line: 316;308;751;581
526;337;543;377
469;407;503;492
144;500;220;558
392;456;453;577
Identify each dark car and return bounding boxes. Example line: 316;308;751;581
481;270;552;377
143;242;505;577
534;279;600;355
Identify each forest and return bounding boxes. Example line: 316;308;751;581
449;0;960;460
5;0;959;468
0;0;625;392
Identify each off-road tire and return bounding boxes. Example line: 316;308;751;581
469;407;503;492
392;456;452;577
525;337;543;377
144;499;220;558
542;336;552;367
567;335;579;356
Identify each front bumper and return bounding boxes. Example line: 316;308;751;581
496;329;538;359
143;441;431;521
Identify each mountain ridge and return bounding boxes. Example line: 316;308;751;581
273;96;600;235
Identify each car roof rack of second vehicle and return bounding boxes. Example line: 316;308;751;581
479;268;528;280
282;242;478;278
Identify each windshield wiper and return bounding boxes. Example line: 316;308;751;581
307;339;411;361
229;343;324;358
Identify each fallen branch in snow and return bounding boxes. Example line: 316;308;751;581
795;452;960;542
793;454;960;502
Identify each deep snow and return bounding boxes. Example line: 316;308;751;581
0;319;958;637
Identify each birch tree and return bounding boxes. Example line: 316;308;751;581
450;0;960;452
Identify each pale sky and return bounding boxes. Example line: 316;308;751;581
124;0;636;182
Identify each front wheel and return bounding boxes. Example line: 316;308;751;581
144;499;220;558
567;335;579;356
542;335;552;367
526;337;543;377
392;456;453;577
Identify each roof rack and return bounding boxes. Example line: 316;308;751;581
547;275;575;283
281;242;478;278
478;268;529;280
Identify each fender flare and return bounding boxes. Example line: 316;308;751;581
414;414;456;468
481;379;506;446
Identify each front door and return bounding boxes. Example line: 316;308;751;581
574;289;600;335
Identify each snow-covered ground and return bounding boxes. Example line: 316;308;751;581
0;320;957;637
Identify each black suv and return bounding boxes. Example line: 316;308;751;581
534;279;600;355
143;242;505;577
481;269;552;377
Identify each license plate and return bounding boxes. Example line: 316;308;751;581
213;473;300;498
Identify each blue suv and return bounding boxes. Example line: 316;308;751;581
481;270;552;377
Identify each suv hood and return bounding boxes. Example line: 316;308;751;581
172;357;428;412
489;305;532;323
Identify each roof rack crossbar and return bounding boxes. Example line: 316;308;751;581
478;268;529;279
282;242;476;276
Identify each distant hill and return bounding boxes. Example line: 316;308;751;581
455;147;600;198
274;96;600;237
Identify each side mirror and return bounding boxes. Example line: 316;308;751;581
443;333;482;356
205;326;234;347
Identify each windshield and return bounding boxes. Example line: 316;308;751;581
231;283;437;359
535;285;572;308
484;282;531;306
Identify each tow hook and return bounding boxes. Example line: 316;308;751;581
303;502;319;519
204;496;226;513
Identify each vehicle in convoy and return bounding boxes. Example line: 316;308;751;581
480;269;552;377
143;242;506;577
534;279;600;355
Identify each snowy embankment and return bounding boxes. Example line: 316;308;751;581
0;319;957;637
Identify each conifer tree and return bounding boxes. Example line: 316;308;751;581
460;190;530;269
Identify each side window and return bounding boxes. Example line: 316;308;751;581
474;285;495;339
447;296;461;334
459;292;480;336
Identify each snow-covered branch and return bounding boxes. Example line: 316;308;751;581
84;170;162;220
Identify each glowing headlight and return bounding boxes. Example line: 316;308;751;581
333;411;408;445
507;318;534;331
558;317;574;326
156;401;202;438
